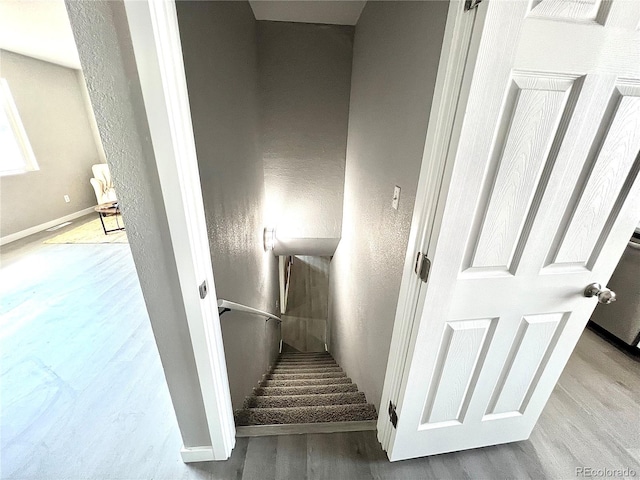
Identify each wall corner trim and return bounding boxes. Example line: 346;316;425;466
180;445;216;463
0;206;95;246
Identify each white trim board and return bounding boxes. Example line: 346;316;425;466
236;420;377;437
180;445;215;463
0;206;95;246
377;0;481;454
124;0;236;461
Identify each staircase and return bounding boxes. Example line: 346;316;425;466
235;351;378;436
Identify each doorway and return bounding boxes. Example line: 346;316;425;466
281;256;331;353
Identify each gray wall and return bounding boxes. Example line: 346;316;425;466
176;1;280;410
328;1;449;411
282;256;331;353
0;50;104;237
66;0;211;447
257;21;353;240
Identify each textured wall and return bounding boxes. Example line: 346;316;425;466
65;0;211;447
176;1;280;410
0;50;103;237
328;1;448;411
257;21;353;239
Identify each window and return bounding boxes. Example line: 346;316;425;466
0;78;38;176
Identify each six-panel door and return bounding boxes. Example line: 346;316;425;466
388;0;640;461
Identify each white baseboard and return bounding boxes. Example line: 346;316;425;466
0;207;95;246
180;445;215;463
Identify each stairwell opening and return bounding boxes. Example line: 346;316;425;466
234;255;378;435
175;0;446;439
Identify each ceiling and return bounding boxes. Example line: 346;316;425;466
0;0;81;70
249;1;366;25
0;0;365;74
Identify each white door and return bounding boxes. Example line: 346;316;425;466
383;0;640;461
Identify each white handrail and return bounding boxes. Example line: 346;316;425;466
217;299;281;322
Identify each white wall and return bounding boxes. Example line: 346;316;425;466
257;21;353;240
328;1;449;411
0;50;104;237
176;1;280;410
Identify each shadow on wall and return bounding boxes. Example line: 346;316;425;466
220;310;281;410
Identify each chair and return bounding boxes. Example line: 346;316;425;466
90;164;117;205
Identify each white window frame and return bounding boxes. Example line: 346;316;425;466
0;78;39;176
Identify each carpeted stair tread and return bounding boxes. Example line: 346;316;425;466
274;364;338;369
278;357;336;365
277;358;332;362
278;355;334;359
279;352;330;356
254;384;358;396
238;351;377;430
277;356;335;361
266;372;347;380
278;353;331;358
276;357;337;362
278;353;333;360
275;363;337;367
235;404;378;426
278;356;331;360
243;392;367;408
272;367;343;374
262;377;352;387
273;362;340;367
273;362;338;368
279;353;330;356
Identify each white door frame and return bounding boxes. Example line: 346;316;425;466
124;0;483;461
378;0;485;453
123;0;236;462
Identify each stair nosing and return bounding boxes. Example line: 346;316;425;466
254;385;358;396
274;365;338;368
240;403;376;413
271;367;342;373
277;360;334;363
266;372;347;377
243;391;367;408
261;378;352;386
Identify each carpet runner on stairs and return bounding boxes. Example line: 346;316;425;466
235;352;377;426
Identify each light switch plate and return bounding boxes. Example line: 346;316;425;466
392;186;401;210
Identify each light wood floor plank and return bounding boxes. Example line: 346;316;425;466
1;217;639;479
275;435;307;480
242;436;277;480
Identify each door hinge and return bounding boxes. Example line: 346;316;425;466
415;252;431;283
388;401;398;429
465;0;483;11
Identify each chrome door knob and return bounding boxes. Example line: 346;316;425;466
584;283;617;304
